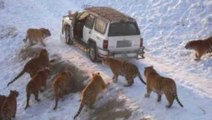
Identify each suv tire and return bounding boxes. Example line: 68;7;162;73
89;44;97;62
65;26;73;45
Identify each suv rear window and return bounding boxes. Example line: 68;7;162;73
95;18;107;34
108;22;140;36
84;15;95;29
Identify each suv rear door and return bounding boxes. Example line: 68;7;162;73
107;22;141;52
83;14;95;43
91;18;108;48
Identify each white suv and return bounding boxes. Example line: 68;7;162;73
61;7;144;62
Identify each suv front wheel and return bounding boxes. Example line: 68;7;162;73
65;26;73;45
89;44;97;62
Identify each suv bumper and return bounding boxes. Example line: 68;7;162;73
97;47;145;60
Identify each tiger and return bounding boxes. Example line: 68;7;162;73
102;57;146;87
52;68;73;110
1;90;19;120
7;48;50;86
73;72;109;119
23;28;51;47
25;67;50;110
144;66;183;108
185;36;212;60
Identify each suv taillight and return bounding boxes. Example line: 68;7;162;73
103;40;108;49
140;38;143;47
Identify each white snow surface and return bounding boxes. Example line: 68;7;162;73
0;0;212;120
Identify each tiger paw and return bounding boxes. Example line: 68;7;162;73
194;58;200;61
124;84;131;87
36;99;41;102
112;79;118;83
145;94;150;98
166;105;171;108
25;105;29;110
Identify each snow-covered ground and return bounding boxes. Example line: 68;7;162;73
0;0;212;120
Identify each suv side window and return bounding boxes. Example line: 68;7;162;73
84;15;95;29
95;18;107;34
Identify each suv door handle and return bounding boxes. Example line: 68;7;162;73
96;36;100;39
89;30;91;34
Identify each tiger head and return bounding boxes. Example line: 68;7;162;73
61;69;72;79
10;90;19;97
144;66;158;78
185;41;192;49
92;72;109;90
144;66;153;75
185;40;200;49
39;49;48;57
40;28;51;37
102;57;111;66
92;72;102;80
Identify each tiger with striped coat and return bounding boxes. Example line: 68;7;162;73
25;67;50;110
7;49;50;86
185;36;212;60
52;68;73;110
74;72;109;119
102;57;146;87
144;66;183;108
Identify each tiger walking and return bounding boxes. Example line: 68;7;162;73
102;57;146;87
185;36;212;60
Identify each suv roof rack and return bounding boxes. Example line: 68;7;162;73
85;7;135;23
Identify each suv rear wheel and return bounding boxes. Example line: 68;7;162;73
89;44;97;62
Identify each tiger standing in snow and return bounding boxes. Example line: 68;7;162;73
144;66;183;108
7;48;50;86
25;67;50;110
185;36;212;60
102;57;146;87
74;72;109;119
52;68;73;110
23;28;51;47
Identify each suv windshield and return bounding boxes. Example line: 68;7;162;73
108;22;140;36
